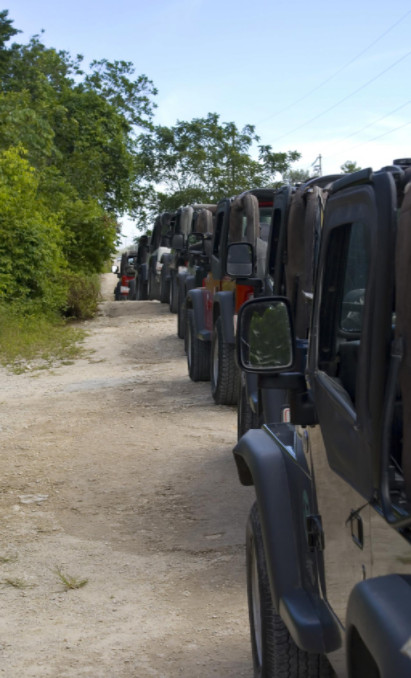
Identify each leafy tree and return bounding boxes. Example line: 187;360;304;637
341;160;362;174
282;167;310;184
0;146;67;312
139;113;301;212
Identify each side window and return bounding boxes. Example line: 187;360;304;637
319;221;369;405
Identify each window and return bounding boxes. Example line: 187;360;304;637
319;221;370;404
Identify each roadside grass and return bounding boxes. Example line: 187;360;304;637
0;306;88;373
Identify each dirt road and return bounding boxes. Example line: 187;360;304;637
0;273;254;677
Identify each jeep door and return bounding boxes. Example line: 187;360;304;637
306;171;397;628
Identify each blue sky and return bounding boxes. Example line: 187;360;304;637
7;1;411;242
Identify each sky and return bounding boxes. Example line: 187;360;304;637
7;0;411;244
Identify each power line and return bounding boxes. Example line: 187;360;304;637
258;8;411;125
322;99;411;162
336;119;411;156
267;50;411;145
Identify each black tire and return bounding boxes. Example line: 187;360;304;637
148;270;155;300
128;278;136;300
160;266;170;303
114;282;121;301
169;274;178;313
186;309;210;381
136;276;148;301
247;503;335;678
210;316;239;406
177;289;186;340
238;372;259;440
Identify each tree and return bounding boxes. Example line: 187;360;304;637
139;113;301;213
341;160;362;174
0;13;158;282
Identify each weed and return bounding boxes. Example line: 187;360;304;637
0;555;18;564
54;566;88;591
2;577;35;589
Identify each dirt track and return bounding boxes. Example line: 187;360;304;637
0;273;254;677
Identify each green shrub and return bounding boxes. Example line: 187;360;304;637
64;272;101;320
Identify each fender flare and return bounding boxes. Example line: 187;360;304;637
186;288;210;341
213;291;235;344
346;574;411;678
233;428;340;654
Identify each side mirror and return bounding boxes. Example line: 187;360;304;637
226;242;254;278
172;233;185;250
237;297;294;371
112;265;119;274
187;232;205;251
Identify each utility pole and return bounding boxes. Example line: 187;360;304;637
311;154;322;176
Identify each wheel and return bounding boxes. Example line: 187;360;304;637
186;309;210;381
238;372;259;439
136;276;148;300
210;316;239;406
177;289;186;340
247;503;335;678
148;270;155;300
169;274;178;313
160;266;170;303
128;278;136;300
114;282;121;301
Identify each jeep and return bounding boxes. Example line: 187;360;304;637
185;188;275;406
233;162;411;677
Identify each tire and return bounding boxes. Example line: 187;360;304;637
186;309;210;381
148;270;155;300
177;289;186;340
114;282;121;301
128;278;136;300
247;503;335;678
160;266;170;303
169;274;178;313
210;316;239;406
136;276;148;301
238;372;259;440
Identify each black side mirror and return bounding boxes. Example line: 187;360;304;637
172;233;185;250
226;242;254;278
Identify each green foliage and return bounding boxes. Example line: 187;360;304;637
64;272;101;320
0;146;68;313
341;160;362;174
138;113;301;219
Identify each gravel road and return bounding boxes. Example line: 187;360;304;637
0;273;254;677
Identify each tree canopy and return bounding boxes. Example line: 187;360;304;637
0;10;305;314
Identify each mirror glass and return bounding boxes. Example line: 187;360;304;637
240;300;293;370
187;232;204;251
226;242;253;277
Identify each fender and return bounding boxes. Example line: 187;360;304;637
233;428;340;654
213;291;235;344
186;287;210;341
346;575;411;678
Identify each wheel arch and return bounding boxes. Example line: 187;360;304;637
234;429;340;655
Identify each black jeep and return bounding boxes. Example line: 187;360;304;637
233;161;411;677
